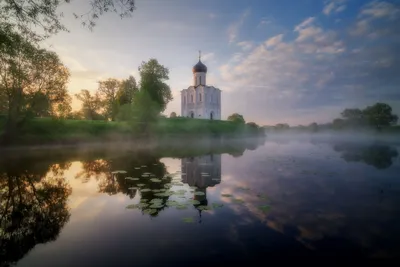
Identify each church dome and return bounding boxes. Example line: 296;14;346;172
192;60;207;73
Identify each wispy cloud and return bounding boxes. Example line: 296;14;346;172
215;2;400;124
227;8;251;44
237;41;253;51
323;0;347;16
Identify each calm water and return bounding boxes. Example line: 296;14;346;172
1;136;400;266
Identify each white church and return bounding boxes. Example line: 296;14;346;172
181;52;221;120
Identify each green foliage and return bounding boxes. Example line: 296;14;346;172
362;103;398;130
116;104;134;121
117;75;137;105
97;78;120;121
138;59;173;112
75;89;104;120
0;27;70;142
227;113;245;124
130;90;160;134
0;0;136;40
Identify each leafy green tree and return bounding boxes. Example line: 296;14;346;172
170;112;177;118
362;103;398;130
332;118;344;130
138;59;172;113
309;122;318;132
97;78;121;121
0;0;136;40
117;75;137;105
131;90;160;134
0;28;70;143
227;113;245;124
75;89;103;120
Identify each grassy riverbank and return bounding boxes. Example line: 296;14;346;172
0;117;264;147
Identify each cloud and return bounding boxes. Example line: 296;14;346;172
323;0;347;16
265;34;283;48
216;2;400;124
201;52;215;62
237;41;253;51
227;8;251;44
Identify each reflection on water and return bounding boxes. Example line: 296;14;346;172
1;137;400;266
0;161;71;267
332;142;399;169
182;155;221;222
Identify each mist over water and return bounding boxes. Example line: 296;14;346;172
1;135;399;266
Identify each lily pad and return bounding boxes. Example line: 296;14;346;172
187;199;201;205
150;178;162;183
232;198;245;204
212;203;224;208
126;204;138;209
137;184;145;187
174;189;186;195
112;170;127;174
134;167;141;170
166;200;179;207
141;165;147;168
182;217;194;223
140;199;149;203
194;191;205;196
221;194;232;198
238;187;251;191
150;203;164;209
259;205;271;213
150;198;163;203
128;187;137;190
197;205;212;211
143;209;157;215
141;189;152;192
176;204;188;210
256;194;269;200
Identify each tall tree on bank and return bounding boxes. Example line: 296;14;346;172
0;27;70;143
97;78;120;121
227;113;245;124
363;103;398;130
117;75;138;106
0;0;136;41
138;59;173;113
75;89;103;120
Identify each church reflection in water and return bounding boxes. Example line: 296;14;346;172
181;154;222;223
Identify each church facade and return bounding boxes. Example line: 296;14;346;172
181;53;221;120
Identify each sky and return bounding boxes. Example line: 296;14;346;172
42;0;400;126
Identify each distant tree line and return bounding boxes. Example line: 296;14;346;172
263;103;398;133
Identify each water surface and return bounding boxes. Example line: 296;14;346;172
1;137;400;266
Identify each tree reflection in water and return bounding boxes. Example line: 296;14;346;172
0;159;72;267
333;142;399;169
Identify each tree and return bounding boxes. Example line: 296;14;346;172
170;112;177;118
131;90;160;134
0;0;136;41
340;108;365;127
0;28;70;142
362;103;398;130
75;89;103;120
117;75;137;106
309;122;319;132
227;113;245;124
332;118;344;130
97;78;121;121
138;59;172;113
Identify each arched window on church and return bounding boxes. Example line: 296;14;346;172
191;95;193;103
200;76;202;85
199;93;202;102
184;96;186;104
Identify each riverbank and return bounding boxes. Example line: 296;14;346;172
0;117;265;148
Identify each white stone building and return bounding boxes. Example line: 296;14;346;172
181;53;221;120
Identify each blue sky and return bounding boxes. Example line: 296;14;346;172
43;0;400;125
